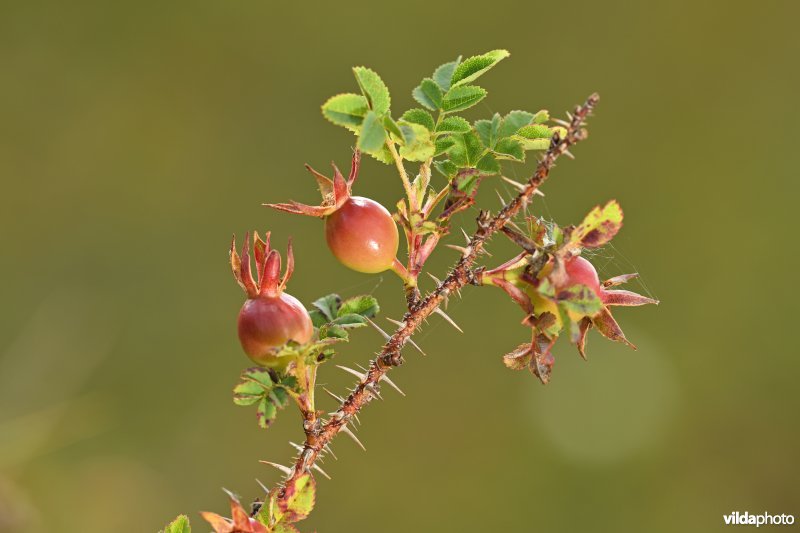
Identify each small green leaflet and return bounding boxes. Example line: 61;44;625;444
450;49;510;88
497;110;535;138
434;159;459;178
162;515;191;533
436;116;471;134
278;473;317;523
432;57;461;91
442;85;487;113
353;66;391;115
514;124;566;150
446;131;485;167
493;137;525;161
311;293;342;321
400;108;435;131
570;200;624;248
474;114;501;148
321;93;368;132
398;122;435;161
338;295;379;317
412;78;443;111
357;111;387;153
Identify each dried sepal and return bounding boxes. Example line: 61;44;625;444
503;343;533;370
265;150;361;218
201;493;267;533
575;317;592;360
592;307;636;349
231;232;295;299
602;289;659;307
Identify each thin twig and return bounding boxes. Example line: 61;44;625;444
272;93;599;505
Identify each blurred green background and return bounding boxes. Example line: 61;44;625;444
1;1;798;531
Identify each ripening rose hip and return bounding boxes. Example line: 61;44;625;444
325;196;399;273
230;231;313;367
266;150;401;275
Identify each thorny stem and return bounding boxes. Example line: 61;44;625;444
270;93;599;509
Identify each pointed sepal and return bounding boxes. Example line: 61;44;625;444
265;150;361;218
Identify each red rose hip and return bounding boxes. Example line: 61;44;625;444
266;150;401;275
325;196;399;273
230;231;313;367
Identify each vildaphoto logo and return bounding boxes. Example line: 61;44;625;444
723;512;795;527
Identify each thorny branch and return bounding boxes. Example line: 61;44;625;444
269;93;599;508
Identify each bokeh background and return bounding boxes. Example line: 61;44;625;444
1;1;798;531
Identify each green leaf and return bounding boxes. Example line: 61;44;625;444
331;313;368;328
433;57;461;91
309;309;328;328
476;153;500;174
367;145;394;164
557;284;604;317
436;116;471;134
434;136;455;156
474;113;500;148
256;398;278;428
497;110;535;138
400;108;435;132
270;386;290;408
493;137;525;161
531;109;550;123
321;93;369;132
233;380;267;406
242;367;274;388
358;111;388;153
353;66;390;115
338;295;380;317
434;159;458;178
517;124;554;139
312;294;341;321
412;78;443;111
383;115;404;142
450;49;510;87
454;170;481;195
447;131;485;167
442;85;487;113
319;323;349;340
571;200;624;248
515;124;559;150
398;122;435;161
162;515;191;533
279;473;316;523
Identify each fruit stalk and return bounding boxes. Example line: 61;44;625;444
269;92;599;508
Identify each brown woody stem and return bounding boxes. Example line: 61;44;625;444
271;93;599;508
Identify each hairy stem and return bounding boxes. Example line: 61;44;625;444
272;93;599;508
